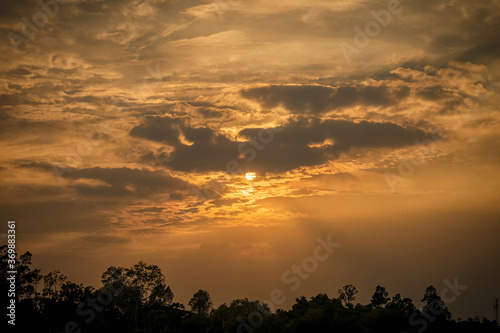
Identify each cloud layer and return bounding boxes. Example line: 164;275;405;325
1;0;499;320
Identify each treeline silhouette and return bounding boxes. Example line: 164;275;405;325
1;245;498;333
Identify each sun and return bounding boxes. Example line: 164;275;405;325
245;172;256;181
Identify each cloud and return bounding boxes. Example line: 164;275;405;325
0;0;499;320
19;162;191;198
67;167;191;197
130;116;187;146
131;115;428;173
240;84;403;114
457;40;500;63
416;85;454;101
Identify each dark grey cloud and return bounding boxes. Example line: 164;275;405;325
131;114;232;147
0;184;67;197
196;107;226;119
416;85;454;101
169;192;185;201
414;0;500;65
130;116;186;146
66;167;190;197
162;135;242;172
187;101;214;107
241;118;427;150
63;94;107;105
0;94;24;106
0;0;36;25
240;84;402;114
19;162;190;198
131;115;428;173
129;207;164;215
236;118;428;172
18;160;58;172
0;110;67;143
185;101;237;119
186;101;237;110
7;66;33;76
457;40;500;63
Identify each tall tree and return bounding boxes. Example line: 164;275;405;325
421;285;451;322
338;284;358;306
59;281;93;305
189;289;213;315
387;293;416;315
101;262;174;329
370;285;390;308
42;270;67;300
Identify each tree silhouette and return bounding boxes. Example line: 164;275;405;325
338;284;358;306
422;285;452;322
59;281;93;305
2;246;497;333
387;293;415;315
101;261;174;330
370;285;390;308
188;289;213;315
42;270;67;300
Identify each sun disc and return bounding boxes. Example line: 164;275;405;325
245;172;256;181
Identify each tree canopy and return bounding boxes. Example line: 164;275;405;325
1;245;498;333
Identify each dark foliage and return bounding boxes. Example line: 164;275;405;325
1;245;498;333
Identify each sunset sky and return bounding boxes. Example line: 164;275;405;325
1;0;500;320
